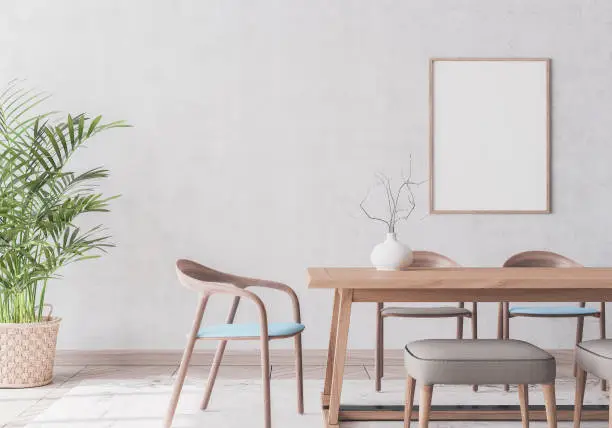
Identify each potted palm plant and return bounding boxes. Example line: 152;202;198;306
0;83;127;387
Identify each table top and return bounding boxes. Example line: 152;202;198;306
307;267;612;290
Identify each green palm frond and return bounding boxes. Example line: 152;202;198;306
0;82;128;323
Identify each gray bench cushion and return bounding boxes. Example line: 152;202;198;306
404;339;556;385
576;339;612;380
382;306;471;317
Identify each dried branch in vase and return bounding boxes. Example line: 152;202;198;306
360;155;426;233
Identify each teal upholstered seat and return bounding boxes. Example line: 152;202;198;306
197;322;305;339
510;306;599;316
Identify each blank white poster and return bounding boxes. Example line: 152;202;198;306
430;59;550;213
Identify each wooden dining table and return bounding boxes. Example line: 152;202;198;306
307;266;612;427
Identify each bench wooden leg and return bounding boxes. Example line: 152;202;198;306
518;384;529;428
609;391;612;428
404;376;416;428
543;383;557;428
574;367;586;428
419;384;433;428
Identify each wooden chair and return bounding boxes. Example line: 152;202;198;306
375;251;478;392
164;259;305;428
498;250;606;391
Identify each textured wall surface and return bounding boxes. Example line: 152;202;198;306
1;1;612;349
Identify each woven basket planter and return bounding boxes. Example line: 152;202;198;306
0;317;61;388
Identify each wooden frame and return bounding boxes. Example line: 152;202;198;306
429;58;551;214
308;266;612;427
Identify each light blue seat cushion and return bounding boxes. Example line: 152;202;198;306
510;306;599;316
197;322;305;338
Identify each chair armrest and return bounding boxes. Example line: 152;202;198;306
210;285;271;340
244;279;302;324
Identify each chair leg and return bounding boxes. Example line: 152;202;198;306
164;336;198;428
497;302;504;341
543;383;557;428
472;302;478;392
457;303;464;340
261;337;272;428
601;303;607;391
503;302;510;392
471;303;478;340
456;317;463;339
375;302;383;392
574;367;586;428
518;384;529;428
404;376;416;428
503;302;510;341
165;295;209;428
294;333;304;414
201;296;240;410
200;340;228;410
575;316;584;378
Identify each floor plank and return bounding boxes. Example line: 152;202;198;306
271;365;370;380
73;365;176;381
364;364;405;380
183;365;270;379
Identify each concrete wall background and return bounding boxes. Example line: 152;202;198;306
2;0;611;350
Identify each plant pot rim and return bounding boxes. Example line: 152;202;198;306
0;316;62;328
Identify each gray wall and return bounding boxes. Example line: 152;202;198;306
2;0;612;350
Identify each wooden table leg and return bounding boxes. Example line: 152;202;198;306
322;289;340;406
328;289;354;426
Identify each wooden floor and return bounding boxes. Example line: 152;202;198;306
0;351;370;428
1;349;577;428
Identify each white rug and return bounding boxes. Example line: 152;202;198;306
24;378;610;427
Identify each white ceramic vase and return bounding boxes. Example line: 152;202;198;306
370;232;413;271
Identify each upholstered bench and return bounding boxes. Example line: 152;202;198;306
403;339;557;428
574;339;612;427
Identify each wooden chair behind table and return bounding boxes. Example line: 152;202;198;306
375;251;478;392
498;250;606;391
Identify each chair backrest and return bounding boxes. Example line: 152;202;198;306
409;251;467;306
176;259;254;294
411;251;460;268
503;250;581;268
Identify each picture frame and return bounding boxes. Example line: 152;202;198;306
429;58;551;214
